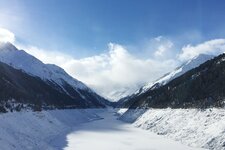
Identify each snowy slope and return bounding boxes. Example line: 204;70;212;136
0;109;102;150
131;108;225;150
140;54;214;93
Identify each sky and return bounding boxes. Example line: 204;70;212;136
1;0;225;100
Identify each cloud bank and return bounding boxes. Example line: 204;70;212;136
0;28;15;43
178;39;225;61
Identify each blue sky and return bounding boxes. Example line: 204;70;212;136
1;0;225;57
1;0;225;99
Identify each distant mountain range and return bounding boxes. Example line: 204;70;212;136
0;42;109;112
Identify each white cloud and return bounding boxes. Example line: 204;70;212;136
154;40;173;57
0;28;15;43
178;39;225;61
20;43;177;100
142;36;174;58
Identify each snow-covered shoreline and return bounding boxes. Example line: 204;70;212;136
0;109;103;150
120;108;225;150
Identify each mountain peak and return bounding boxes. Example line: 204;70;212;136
186;54;214;65
182;54;214;72
0;42;18;52
195;53;214;58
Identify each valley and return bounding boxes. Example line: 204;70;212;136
37;109;207;150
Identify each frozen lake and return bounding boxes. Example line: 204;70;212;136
53;109;206;150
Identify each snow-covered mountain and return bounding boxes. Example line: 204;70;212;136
0;42;108;111
140;54;215;93
116;54;214;107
